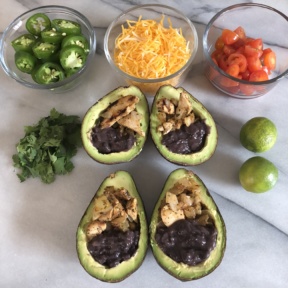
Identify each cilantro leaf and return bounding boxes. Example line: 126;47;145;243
12;108;82;184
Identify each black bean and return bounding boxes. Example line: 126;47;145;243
155;219;217;266
161;120;208;154
87;229;140;268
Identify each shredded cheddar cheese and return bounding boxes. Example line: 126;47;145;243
114;16;191;80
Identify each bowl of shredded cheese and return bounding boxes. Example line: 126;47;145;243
104;4;198;95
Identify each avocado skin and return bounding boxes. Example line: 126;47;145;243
76;170;148;282
150;85;218;166
149;168;226;281
81;86;149;164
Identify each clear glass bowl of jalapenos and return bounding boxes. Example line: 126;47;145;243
0;5;96;92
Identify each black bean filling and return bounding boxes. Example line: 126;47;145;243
87;229;140;268
161;120;208;154
155;219;217;266
91;123;135;154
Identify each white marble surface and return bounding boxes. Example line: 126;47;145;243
1;1;288;287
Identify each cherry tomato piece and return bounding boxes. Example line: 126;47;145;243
227;53;247;72
249;70;269;82
221;29;239;45
225;64;240;77
247;55;262;72
261;49;276;71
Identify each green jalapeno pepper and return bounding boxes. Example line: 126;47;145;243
41;28;65;44
32;62;65;84
32;41;59;60
14;51;38;74
59;45;87;72
11;33;36;52
26;13;51;36
61;34;90;54
51;19;81;36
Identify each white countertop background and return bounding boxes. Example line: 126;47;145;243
1;1;288;287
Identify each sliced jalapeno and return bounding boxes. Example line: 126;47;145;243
14;51;38;74
11;33;36;52
61;34;90;54
26;13;51;36
41;28;65;44
32;41;59;60
32;62;65;84
59;45;87;72
51;19;81;36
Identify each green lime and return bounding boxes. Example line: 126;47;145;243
240;117;277;153
239;156;278;193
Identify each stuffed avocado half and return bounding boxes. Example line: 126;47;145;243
76;170;148;282
149;168;226;281
81;86;149;164
150;85;217;165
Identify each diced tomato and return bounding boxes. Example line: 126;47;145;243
261;49;276;70
225;64;240;77
249;70;269;82
221;29;240;45
215;37;225;50
223;44;236;56
240;69;250;81
210;26;276;84
211;49;223;64
247;55;262;72
218;54;229;71
246;38;263;51
244;45;263;58
227;53;247;72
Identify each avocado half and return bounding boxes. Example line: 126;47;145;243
81;86;149;164
76;170;148;282
149;168;226;281
150;85;217;165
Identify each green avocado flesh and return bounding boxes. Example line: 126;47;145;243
149;168;226;281
150;85;217;165
76;170;148;282
81;86;149;164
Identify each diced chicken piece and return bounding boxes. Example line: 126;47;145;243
184;113;195;127
157;111;167;124
111;211;129;232
86;220;106;240
197;214;210;226
111;201;125;220
100;95;139;129
183;206;196;219
157;98;175;115
161;204;185;227
162;121;174;135
92;195;113;220
175;92;192;119
98;209;113;222
166;191;178;212
114;188;131;201
169;182;186;195
126;198;138;222
177;193;193;209
117;110;145;137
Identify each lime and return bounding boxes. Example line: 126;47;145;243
239;156;278;193
240;117;277;153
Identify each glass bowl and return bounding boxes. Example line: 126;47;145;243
104;4;198;96
0;5;96;92
203;3;288;99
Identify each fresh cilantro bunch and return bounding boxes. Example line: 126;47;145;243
12;108;82;184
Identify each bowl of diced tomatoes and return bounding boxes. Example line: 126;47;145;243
203;3;288;98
